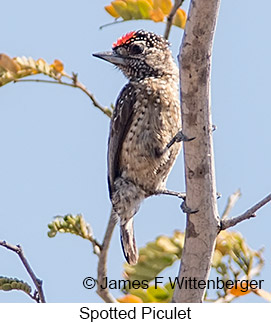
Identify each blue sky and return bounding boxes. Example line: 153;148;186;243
0;0;270;303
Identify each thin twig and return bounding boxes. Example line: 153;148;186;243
0;241;46;303
220;194;271;230
221;189;242;220
164;0;185;40
99;19;126;30
14;78;112;118
96;211;118;303
155;189;186;199
88;236;102;256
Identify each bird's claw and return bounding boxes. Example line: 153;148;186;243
175;130;195;143
166;130;195;150
180;201;199;214
216;192;222;199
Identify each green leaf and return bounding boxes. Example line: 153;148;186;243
112;1;132;20
123;231;184;284
47;214;93;241
126;0;142;19
147;285;170;301
137;0;152;18
0;277;31;295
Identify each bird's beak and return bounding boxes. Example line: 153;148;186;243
92;51;126;66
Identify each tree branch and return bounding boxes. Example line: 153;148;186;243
14;78;112;118
0;241;46;303
155;189;186;199
99;20;126;30
220;194;271;230
172;0;221;303
221;189;241;220
96;211;118;303
164;0;185;40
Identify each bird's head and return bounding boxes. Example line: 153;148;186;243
93;30;177;81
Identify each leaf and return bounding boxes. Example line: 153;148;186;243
117;294;143;303
172;8;187;29
150;7;165;22
126;0;142;19
129;283;173;303
51;59;64;73
105;4;120;18
126;288;152;302
147;285;170;302
164;282;175;299
0;55;35;86
215;231;243;256
35;57;51;75
152;0;159;8
123;231;184;283
160;0;172;15
112;1;132;20
137;0;152;18
104;0;186;29
47;214;93;241
212;250;223;268
0;277;31;295
120;229;265;303
228;282;252;297
0;53;20;74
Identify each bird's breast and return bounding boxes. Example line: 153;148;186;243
119;78;181;194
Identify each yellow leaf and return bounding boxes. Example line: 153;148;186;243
150;7;165;22
0;53;20;74
105;4;120;18
212;250;223;267
117;294;143;303
216;231;243;256
27;57;37;70
137;0;153;19
160;0;172;15
172;8;187;29
112;1;132;20
36;58;46;65
51;59;64;73
126;0;141;19
156;236;179;254
229;283;251;297
153;0;159;9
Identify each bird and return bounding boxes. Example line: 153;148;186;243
93;30;187;265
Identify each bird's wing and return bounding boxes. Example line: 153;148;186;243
107;83;137;199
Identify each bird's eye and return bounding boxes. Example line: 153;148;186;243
130;43;144;55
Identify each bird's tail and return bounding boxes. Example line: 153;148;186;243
120;218;138;265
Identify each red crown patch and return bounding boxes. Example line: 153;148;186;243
112;31;136;48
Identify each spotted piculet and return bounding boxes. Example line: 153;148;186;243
93;30;182;265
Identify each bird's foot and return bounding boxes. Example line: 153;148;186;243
216;192;222;199
166;130;195;150
212;124;217;132
180;200;199;214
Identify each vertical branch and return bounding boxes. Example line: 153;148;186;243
96;211;118;303
164;0;185;40
172;0;221;303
